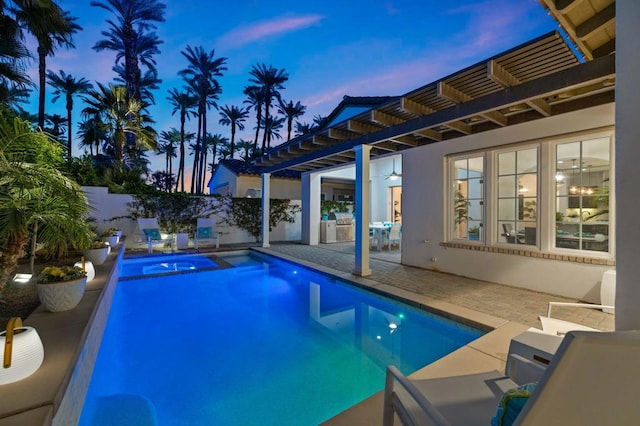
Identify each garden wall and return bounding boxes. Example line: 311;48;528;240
81;187;302;248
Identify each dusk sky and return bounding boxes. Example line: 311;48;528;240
23;1;560;173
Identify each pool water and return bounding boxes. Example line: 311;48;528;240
119;253;219;278
80;252;483;425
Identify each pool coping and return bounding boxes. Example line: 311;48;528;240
0;247;530;425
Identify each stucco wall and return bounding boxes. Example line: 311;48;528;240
401;103;615;301
82;186;302;246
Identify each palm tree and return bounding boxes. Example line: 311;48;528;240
236;139;254;162
313;114;328;129
0;84;30;109
0;0;30;91
243;85;265;157
158;128;179;181
248;63;288;150
91;0;166;103
218;105;249;159
81;83;156;164
261;115;285;148
11;0;81;129
104;30;163;105
179;45;227;194
46;70;92;162
44;113;67;139
167;88;197;192
278;99;306;141
77;116;108;156
0;109;93;282
295;121;313;136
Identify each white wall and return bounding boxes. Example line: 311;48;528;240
82;186;302;247
402;103;615;300
236;175;301;199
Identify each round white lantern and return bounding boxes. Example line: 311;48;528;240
0;319;44;385
74;259;96;282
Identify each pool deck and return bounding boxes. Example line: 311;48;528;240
0;241;614;425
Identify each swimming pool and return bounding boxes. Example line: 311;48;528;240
80;251;483;425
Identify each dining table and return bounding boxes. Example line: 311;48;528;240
370;224;391;251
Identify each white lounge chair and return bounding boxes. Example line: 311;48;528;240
383;330;640;425
538;269;615;335
194;217;220;250
137;218;173;253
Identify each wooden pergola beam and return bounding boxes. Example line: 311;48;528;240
414;128;443;142
437;81;473;103
576;3;615;39
401;97;435;116
371;110;405;126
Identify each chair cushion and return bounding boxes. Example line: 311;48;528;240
143;228;161;241
491;382;537;426
197;227;213;239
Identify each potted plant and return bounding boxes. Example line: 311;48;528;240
36;265;87;312
83;240;110;265
101;228;120;246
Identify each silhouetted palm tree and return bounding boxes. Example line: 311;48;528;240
295;121;313;136
278;99;306;141
77;115;108;156
91;0;166;103
167;88;197;192
0;1;30;90
82;83;156;164
44;113;67;139
179;45;227;194
236;139;254;162
248;63;288;150
243;84;265;156
219;105;249;159
47;70;92;162
158;128;179;183
12;0;81;128
261;115;285;149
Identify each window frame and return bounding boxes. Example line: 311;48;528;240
446;130;614;258
448;153;485;242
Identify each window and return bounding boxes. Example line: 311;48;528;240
447;132;612;257
555;137;610;252
497;148;538;245
451;156;484;240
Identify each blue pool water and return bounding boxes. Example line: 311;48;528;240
119;253;219;278
80;252;483;425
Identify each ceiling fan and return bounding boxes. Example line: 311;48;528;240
386;159;402;180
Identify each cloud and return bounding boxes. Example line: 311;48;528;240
217;14;325;50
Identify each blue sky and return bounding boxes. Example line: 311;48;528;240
24;1;559;172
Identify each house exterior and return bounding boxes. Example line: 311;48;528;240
207;159;301;199
251;1;640;329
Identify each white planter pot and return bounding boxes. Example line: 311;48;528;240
83;247;109;265
176;233;189;250
102;235;119;246
37;276;87;312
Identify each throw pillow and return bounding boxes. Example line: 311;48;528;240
197;227;213;239
491;382;537;426
143;228;162;241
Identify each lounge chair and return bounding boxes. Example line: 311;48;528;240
194;217;220;250
538;269;615;335
383;330;640;425
136;218;173;254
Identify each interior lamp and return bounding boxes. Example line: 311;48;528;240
0;317;44;385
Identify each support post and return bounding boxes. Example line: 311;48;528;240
261;173;271;248
354;145;372;276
